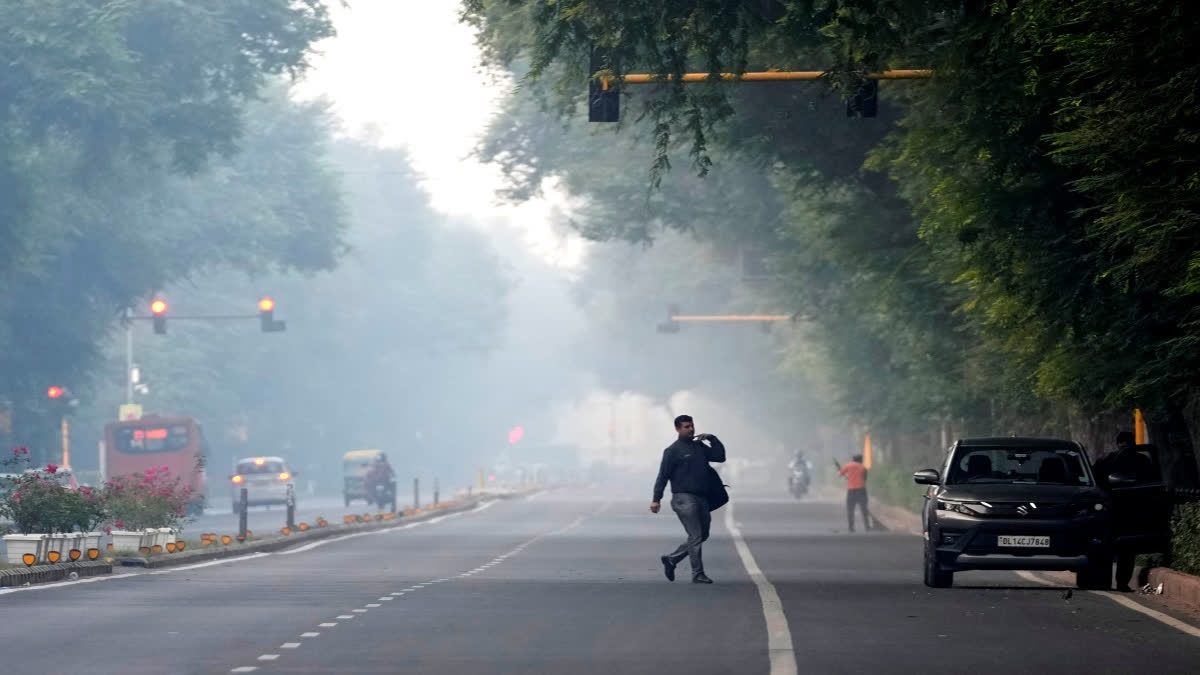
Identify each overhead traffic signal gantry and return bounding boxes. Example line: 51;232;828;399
588;69;929;123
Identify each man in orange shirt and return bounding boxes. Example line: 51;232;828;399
838;454;869;532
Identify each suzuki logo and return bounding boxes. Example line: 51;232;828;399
1017;505;1029;515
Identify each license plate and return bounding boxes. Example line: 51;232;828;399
998;535;1050;548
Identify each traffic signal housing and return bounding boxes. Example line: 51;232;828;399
847;79;878;118
258;297;285;333
150;299;167;334
47;386;65;400
588;49;619;123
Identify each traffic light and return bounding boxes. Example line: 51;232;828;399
150;299;167;334
47;386;65;399
588;48;619;123
847;79;878;118
657;303;681;334
258;297;285;332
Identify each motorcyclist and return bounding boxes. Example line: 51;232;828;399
364;453;396;507
788;450;812;495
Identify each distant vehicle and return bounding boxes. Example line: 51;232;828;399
914;437;1168;589
787;455;811;498
230;456;296;512
342;449;384;506
103;415;208;514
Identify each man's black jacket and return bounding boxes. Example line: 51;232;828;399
653;435;726;502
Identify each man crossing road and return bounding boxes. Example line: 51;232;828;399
650;414;726;584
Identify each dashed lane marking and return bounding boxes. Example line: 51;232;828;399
257;655;279;661
230;668;257;673
280;643;301;649
318;623;337;628
300;632;320;638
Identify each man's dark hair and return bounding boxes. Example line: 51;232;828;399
674;415;693;429
1116;431;1135;445
852;454;864;463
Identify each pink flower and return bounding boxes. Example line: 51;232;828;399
114;520;125;529
45;463;58;474
104;527;112;535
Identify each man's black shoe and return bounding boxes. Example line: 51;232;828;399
661;556;676;582
693;574;713;584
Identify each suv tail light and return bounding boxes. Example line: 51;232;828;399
232;475;244;484
278;472;290;481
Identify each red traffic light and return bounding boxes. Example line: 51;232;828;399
150;299;167;315
258;297;275;312
47;386;65;399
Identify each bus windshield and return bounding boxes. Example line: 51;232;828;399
112;424;193;454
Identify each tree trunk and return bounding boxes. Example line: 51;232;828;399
1151;397;1200;490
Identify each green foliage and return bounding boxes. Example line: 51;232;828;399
0;2;341;462
461;0;1200;487
1170;502;1200;577
868;462;925;516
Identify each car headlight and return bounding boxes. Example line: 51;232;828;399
937;500;981;516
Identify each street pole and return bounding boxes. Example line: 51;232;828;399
238;488;248;539
285;484;296;530
413;477;420;510
125;310;134;405
61;417;70;469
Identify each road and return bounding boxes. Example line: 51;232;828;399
4;483;1200;674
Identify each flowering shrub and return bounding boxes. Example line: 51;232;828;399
102;465;195;531
0;449;106;534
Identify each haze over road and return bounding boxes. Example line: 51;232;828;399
4;485;1199;674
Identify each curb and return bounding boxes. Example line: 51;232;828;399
0;560;113;588
870;501;922;534
1148;567;1200;606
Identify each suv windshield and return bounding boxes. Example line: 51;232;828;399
947;447;1092;486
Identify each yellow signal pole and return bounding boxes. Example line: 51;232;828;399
619;69;931;84
1134;409;1147;444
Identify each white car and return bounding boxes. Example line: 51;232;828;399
230;456;296;512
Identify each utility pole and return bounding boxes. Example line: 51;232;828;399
125;307;134;405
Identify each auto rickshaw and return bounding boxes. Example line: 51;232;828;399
343;449;383;506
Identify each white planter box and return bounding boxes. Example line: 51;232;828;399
82;532;102;552
110;530;145;553
153;528;175;549
2;534;46;565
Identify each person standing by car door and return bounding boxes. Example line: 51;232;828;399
839;454;870;532
650;415;726;584
1094;431;1158;591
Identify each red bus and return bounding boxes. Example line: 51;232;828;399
102;415;209;514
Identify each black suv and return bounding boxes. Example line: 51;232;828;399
914;437;1169;589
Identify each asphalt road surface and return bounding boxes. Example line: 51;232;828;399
4;483;1200;674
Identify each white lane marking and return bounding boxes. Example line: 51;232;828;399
230;668;258;673
725;501;798;675
318;623;337;628
366;603;381;608
257;655;279;661
280;643;301;649
336;615;355;620
390;592;405;596
379;597;393;601
403;587;418;591
1016;571;1200;639
148;553;273;574
301;632;320;637
352;609;368;613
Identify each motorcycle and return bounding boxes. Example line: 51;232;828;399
788;467;810;499
368;479;397;513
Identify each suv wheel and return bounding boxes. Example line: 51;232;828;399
1076;555;1112;590
924;541;953;588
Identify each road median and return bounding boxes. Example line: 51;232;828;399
1;488;539;586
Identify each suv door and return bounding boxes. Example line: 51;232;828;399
1101;443;1171;554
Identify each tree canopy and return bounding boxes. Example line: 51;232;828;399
461;0;1200;481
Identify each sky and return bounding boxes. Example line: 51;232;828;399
295;0;588;271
